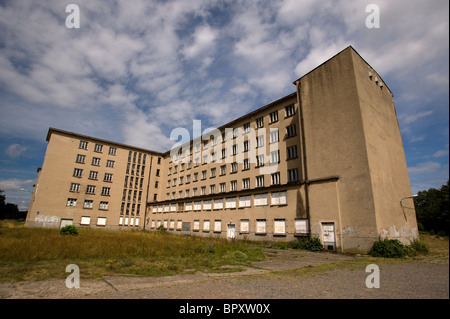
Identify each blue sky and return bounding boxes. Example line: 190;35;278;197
0;0;448;210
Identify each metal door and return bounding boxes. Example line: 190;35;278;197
322;222;336;250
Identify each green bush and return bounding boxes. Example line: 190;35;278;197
406;238;429;256
59;225;78;235
369;239;406;258
293;237;324;251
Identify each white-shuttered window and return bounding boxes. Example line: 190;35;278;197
193;220;200;231
239;195;251;207
158;205;163;213
171;203;177;212
274;219;286;235
214;220;221;232
164;204;170;212
119;216;124;225
214;199;223;210
177;220;183;230
151;220;155;228
169;220;175;230
152;206;157;213
254;193;268;206
226;197;237;209
271;191;287;205
194;201;202;211
185;202;193;211
203;220;210;232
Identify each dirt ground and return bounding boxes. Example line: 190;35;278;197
0;249;448;299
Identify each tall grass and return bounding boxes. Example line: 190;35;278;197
0;225;265;281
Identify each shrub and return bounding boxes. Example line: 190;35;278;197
59;225;78;235
406;238;429;256
293;237;324;251
369;239;406;258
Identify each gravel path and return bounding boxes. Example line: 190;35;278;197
1;249;448;299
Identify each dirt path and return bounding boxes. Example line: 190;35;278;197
0;249;448;299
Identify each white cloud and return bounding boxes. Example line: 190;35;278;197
0;178;34;192
401;111;434;125
433;149;449;158
408;161;442;175
5;144;27;159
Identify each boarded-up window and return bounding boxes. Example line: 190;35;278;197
185;202;192;211
169;220;175;229
203;200;212;210
177;220;183;230
157;205;163;213
274;219;286;235
163;220;168;229
254;193;268;206
170;204;177;212
151;220;155;228
226;197;237;209
203;220;210;232
135;218;139;226
256;219;266;234
295;219;309;235
164;204;170;212
193;220;200;231
194;201;202;211
240;219;249;233
80;216;90;225
239;195;251;208
214;220;221;232
214;199;223;210
152;206;157;213
97;217;106;226
271;191;287;205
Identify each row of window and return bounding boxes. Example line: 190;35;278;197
164;169;298;200
80;216;108;226
67;198;109;210
127;150;147;165
150;217;308;236
70;182;111;195
120;202;142;216
153;191;288;213
170;128;298;168
73;169;114;180
75;154;115;168
79;141;117;155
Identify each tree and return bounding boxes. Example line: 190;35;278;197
0;189;23;220
414;180;449;235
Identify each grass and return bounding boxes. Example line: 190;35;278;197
0;221;265;281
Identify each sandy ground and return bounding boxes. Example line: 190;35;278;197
0;249;448;299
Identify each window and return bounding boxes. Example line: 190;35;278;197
219;182;226;193
288;168;299;183
256;219;266;234
271;191;287;205
94;144;103;153
231;162;238;173
108;147;117;155
89;171;98;180
186;202;192;211
240;219;250;233
171;203;177;212
226;197;237;209
256;117;264;128
81;216;91;225
186;174;191;183
210;184;216;194
239;195;251;207
243;158;250;170
286;124;297;138
244;140;249;152
214;220;222;232
230;180;237;191
210;168;216;178
269;111;278;123
203;200;212;210
233;128;239;139
201;186;206;196
270;129;279;143
167;180;171;188
92;157;101;166
256;175;264;188
193;188;198;196
168;167;172;175
67;198;77;207
285;104;295;117
83;200;93;209
256;154;265;167
232;144;238;155
270;150;280;164
242;178;250;189
104;173;113;182
274;219;286;235
76;154;85;163
220;165;226;176
157;157;161;164
79;141;88;150
86;185;96;194
70;183;80;192
221;148;227;159
179;176;184;185
194;201;202;211
202;170;207;180
106;160;115;168
271;172;281;185
256;135;264;148
254;193;268;206
203;220;210;232
73;168;83;177
287;145;298;159
101;187;110;196
295;219;309;235
214;199;223;210
193;172;198;182
243;122;250;134
99;201;109;210
193;220;200;231
203;154;208;164
185;189;190;197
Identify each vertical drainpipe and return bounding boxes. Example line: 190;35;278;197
143;154;154;231
295;80;311;238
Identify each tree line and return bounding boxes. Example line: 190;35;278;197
0;190;27;220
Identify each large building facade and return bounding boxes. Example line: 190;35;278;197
26;46;419;252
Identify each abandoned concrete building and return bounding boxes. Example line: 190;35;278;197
25;46;419;252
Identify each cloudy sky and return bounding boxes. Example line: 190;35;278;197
0;0;448;210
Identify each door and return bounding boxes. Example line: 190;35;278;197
227;224;236;239
322;222;336;250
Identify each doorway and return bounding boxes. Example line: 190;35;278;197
227;224;235;240
322;222;336;250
